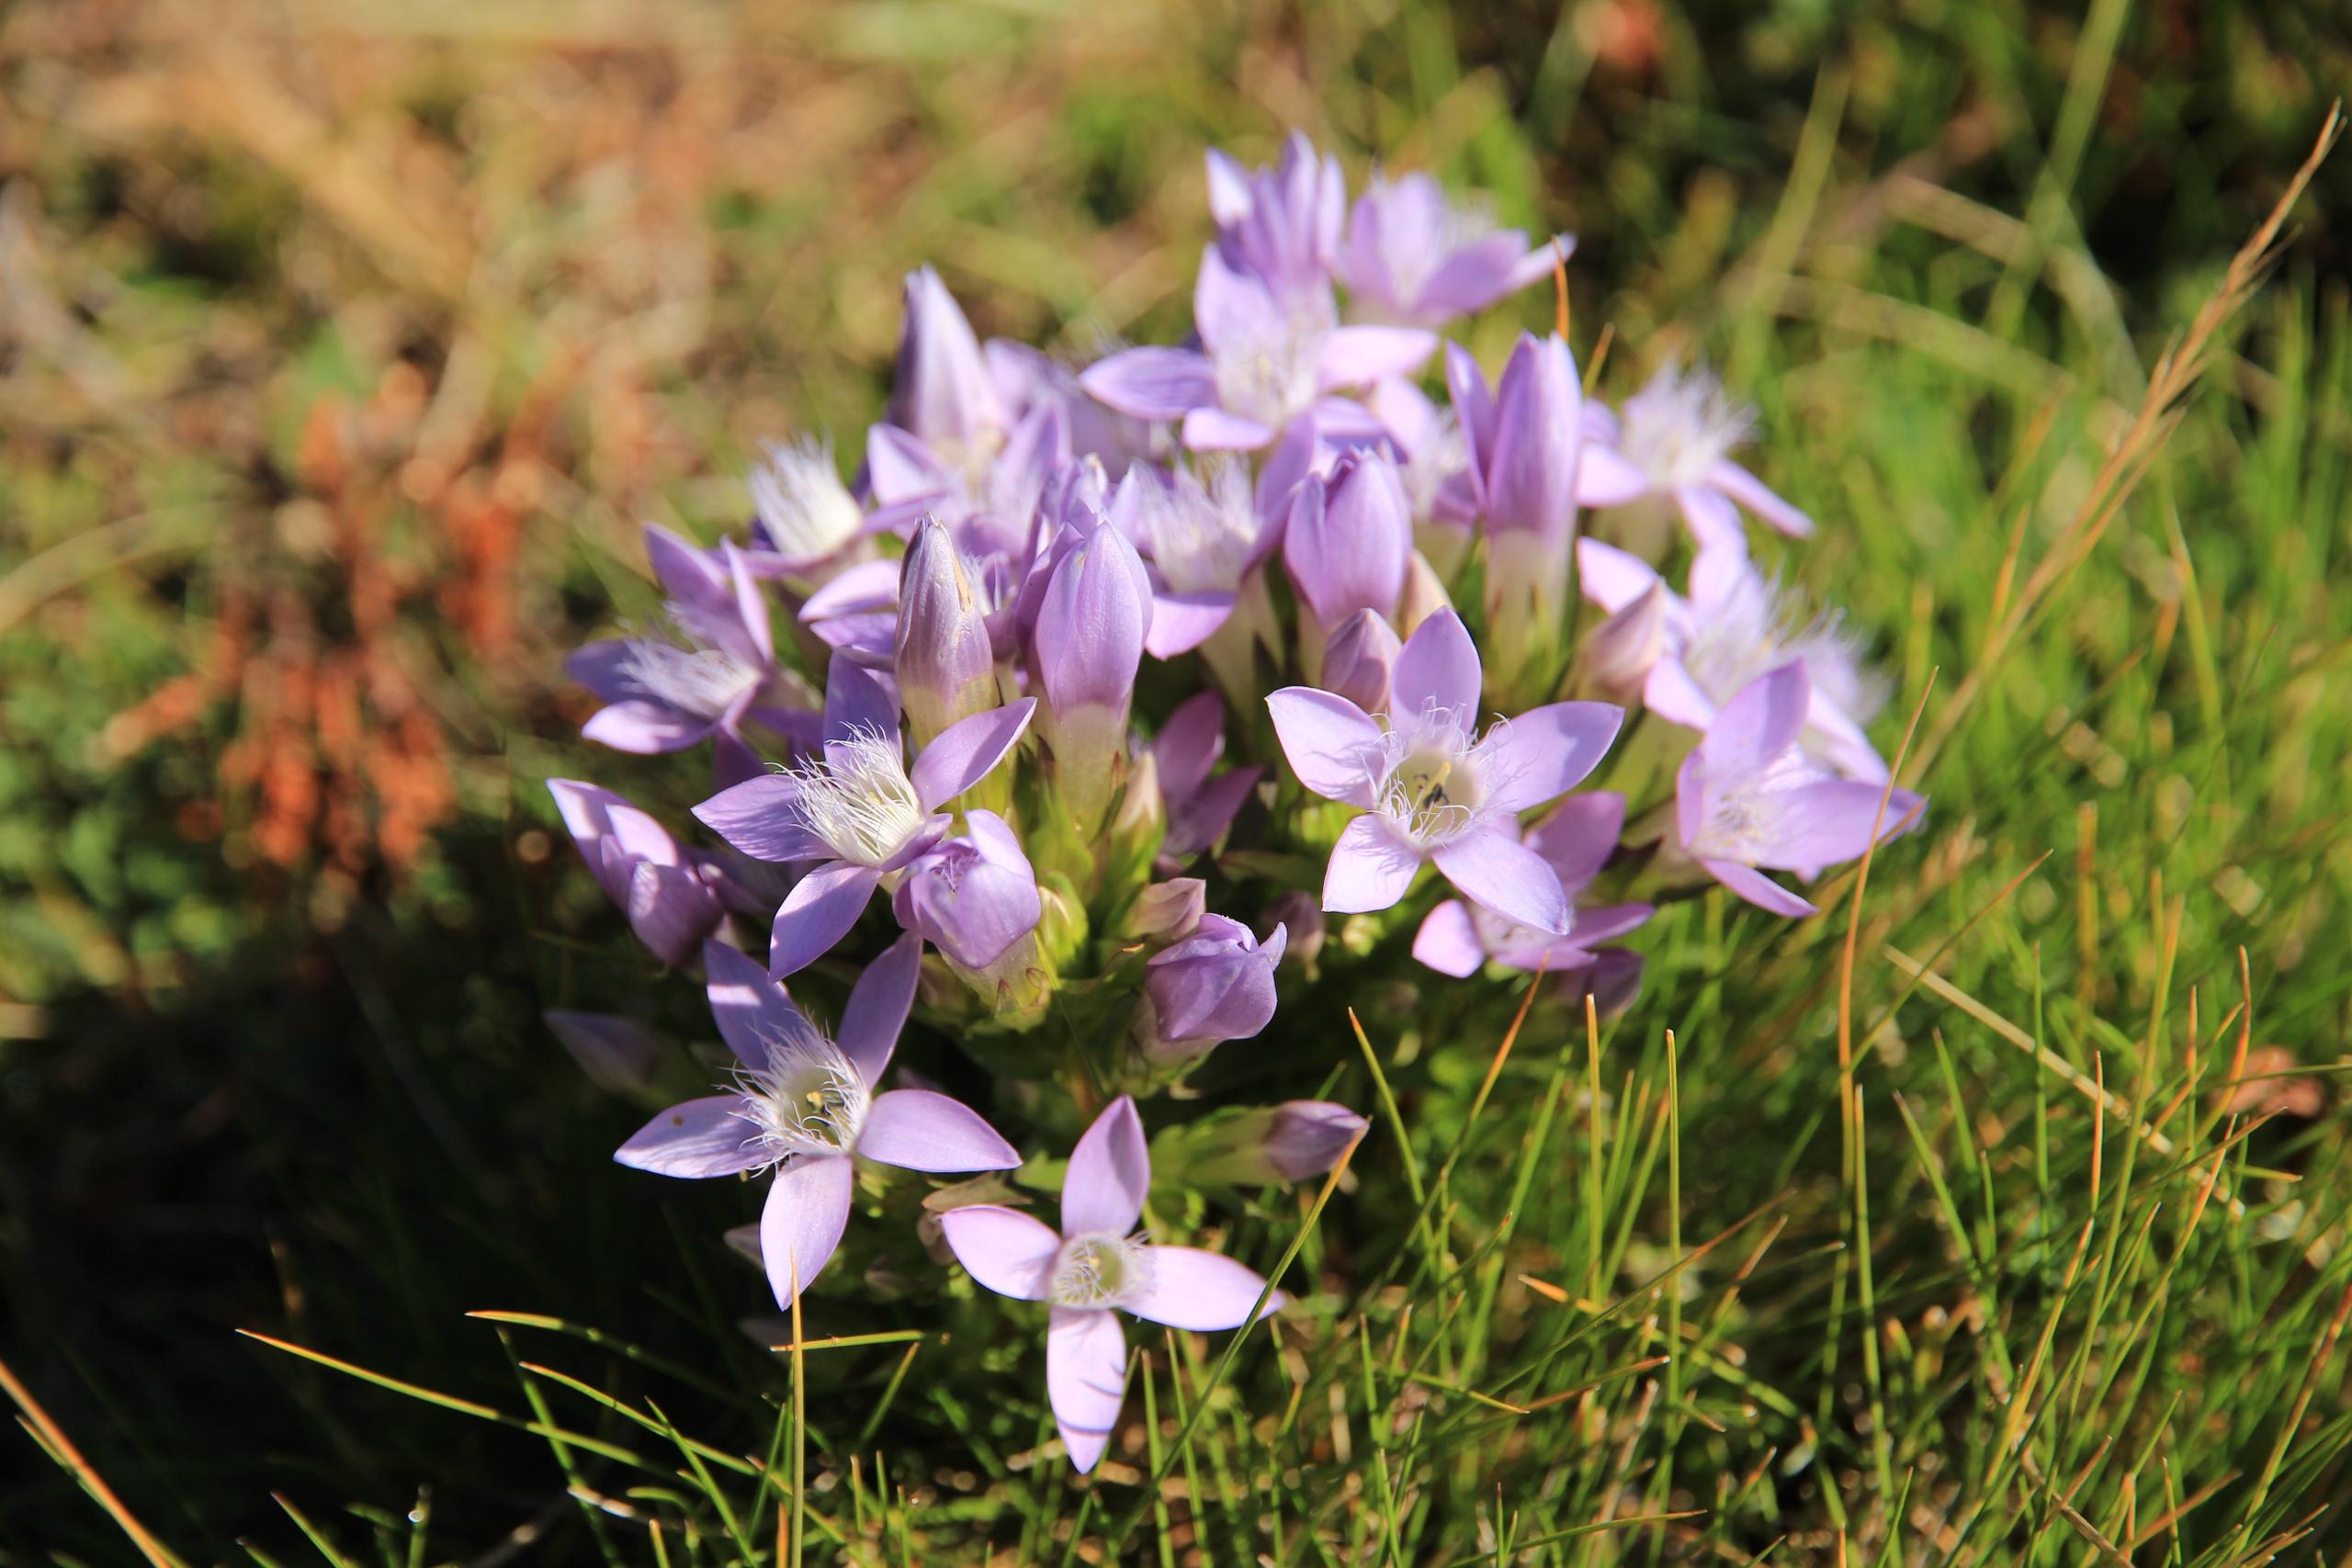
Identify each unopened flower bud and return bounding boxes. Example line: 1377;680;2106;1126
544;1010;662;1096
1397;550;1453;637
1319;609;1399;715
1284;450;1410;631
1030;524;1152;836
1123;878;1206;946
1261;891;1325;976
1136;915;1286;1067
1577;581;1668;700
895;519;1000;748
1188;1101;1369;1185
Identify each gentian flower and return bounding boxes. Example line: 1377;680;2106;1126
695;660;1035;975
887;266;1009;491
1319;608;1400;716
1135;915;1286;1069
1110;457;1281;660
1412;793;1652;976
1443;335;1584;703
566;525;814;786
1283;447;1411;638
1027;520;1152;837
891;809;1042;970
1577;363;1812;552
1151;692;1263;863
1338;170;1572;329
937;1097;1281;1473
1674;662;1924;917
1267;609;1622;931
1187;1100;1368;1185
546;779;728;965
895;518;1002;748
1578;539;1892;782
1204;132;1345;304
617;938;1019;1309
741;437;876;583
1080;246;1433;454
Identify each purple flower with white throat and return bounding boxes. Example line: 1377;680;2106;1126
546;779;728;965
937;1097;1281;1474
1151;692;1263;863
1578;363;1812;552
695;659;1035;976
1674;662;1924;917
1338;169;1573;329
1110;457;1281;660
566;525;813;786
1080;247;1433;454
1412;793;1652;977
1579;539;1892;782
1266;609;1622;931
891;809;1042;970
1136;914;1286;1067
616;938;1019;1311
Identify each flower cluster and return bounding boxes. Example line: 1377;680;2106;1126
541;132;1923;1472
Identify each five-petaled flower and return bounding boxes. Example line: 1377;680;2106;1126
938;1098;1282;1472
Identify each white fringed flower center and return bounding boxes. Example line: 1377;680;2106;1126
1689;745;1823;863
733;1027;869;1163
1366;175;1500;310
1049;1233;1149;1310
1618;366;1753;489
1679;575;1887;740
621;629;762;722
750;437;865;563
1371;707;1492;848
1143;457;1259;593
791;728;927;866
1213;304;1329;430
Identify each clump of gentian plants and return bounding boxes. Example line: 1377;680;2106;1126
545;133;1923;1472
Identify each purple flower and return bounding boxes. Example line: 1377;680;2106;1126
566;525;812;785
1338;170;1572;329
1152;692;1263;863
1577;363;1812;552
1267;609;1622;931
1136;914;1287;1066
695;659;1035;975
1283;448;1411;633
741;437;876;581
1319;607;1401;716
1411;793;1652;977
1578;539;1891;782
1110;457;1281;659
1204;132;1345;304
546;779;728;965
1674;662;1925;917
937;1097;1281;1473
1443;334;1585;699
889;267;1009;481
545;1010;662;1095
1027;520;1152;836
616;939;1020;1310
891;809;1042;970
1191;1101;1368;1186
895;518;1001;746
1080;246;1432;453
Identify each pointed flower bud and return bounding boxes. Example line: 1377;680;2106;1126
1030;524;1153;836
1397;550;1453;637
890;267;1004;460
1261;891;1325;976
1579;580;1668;700
895;518;1000;748
1283;448;1410;631
544;1010;662;1096
1200;1101;1369;1184
1136;914;1287;1066
1319;608;1399;716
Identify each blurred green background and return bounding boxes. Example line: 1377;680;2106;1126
3;0;2348;1561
